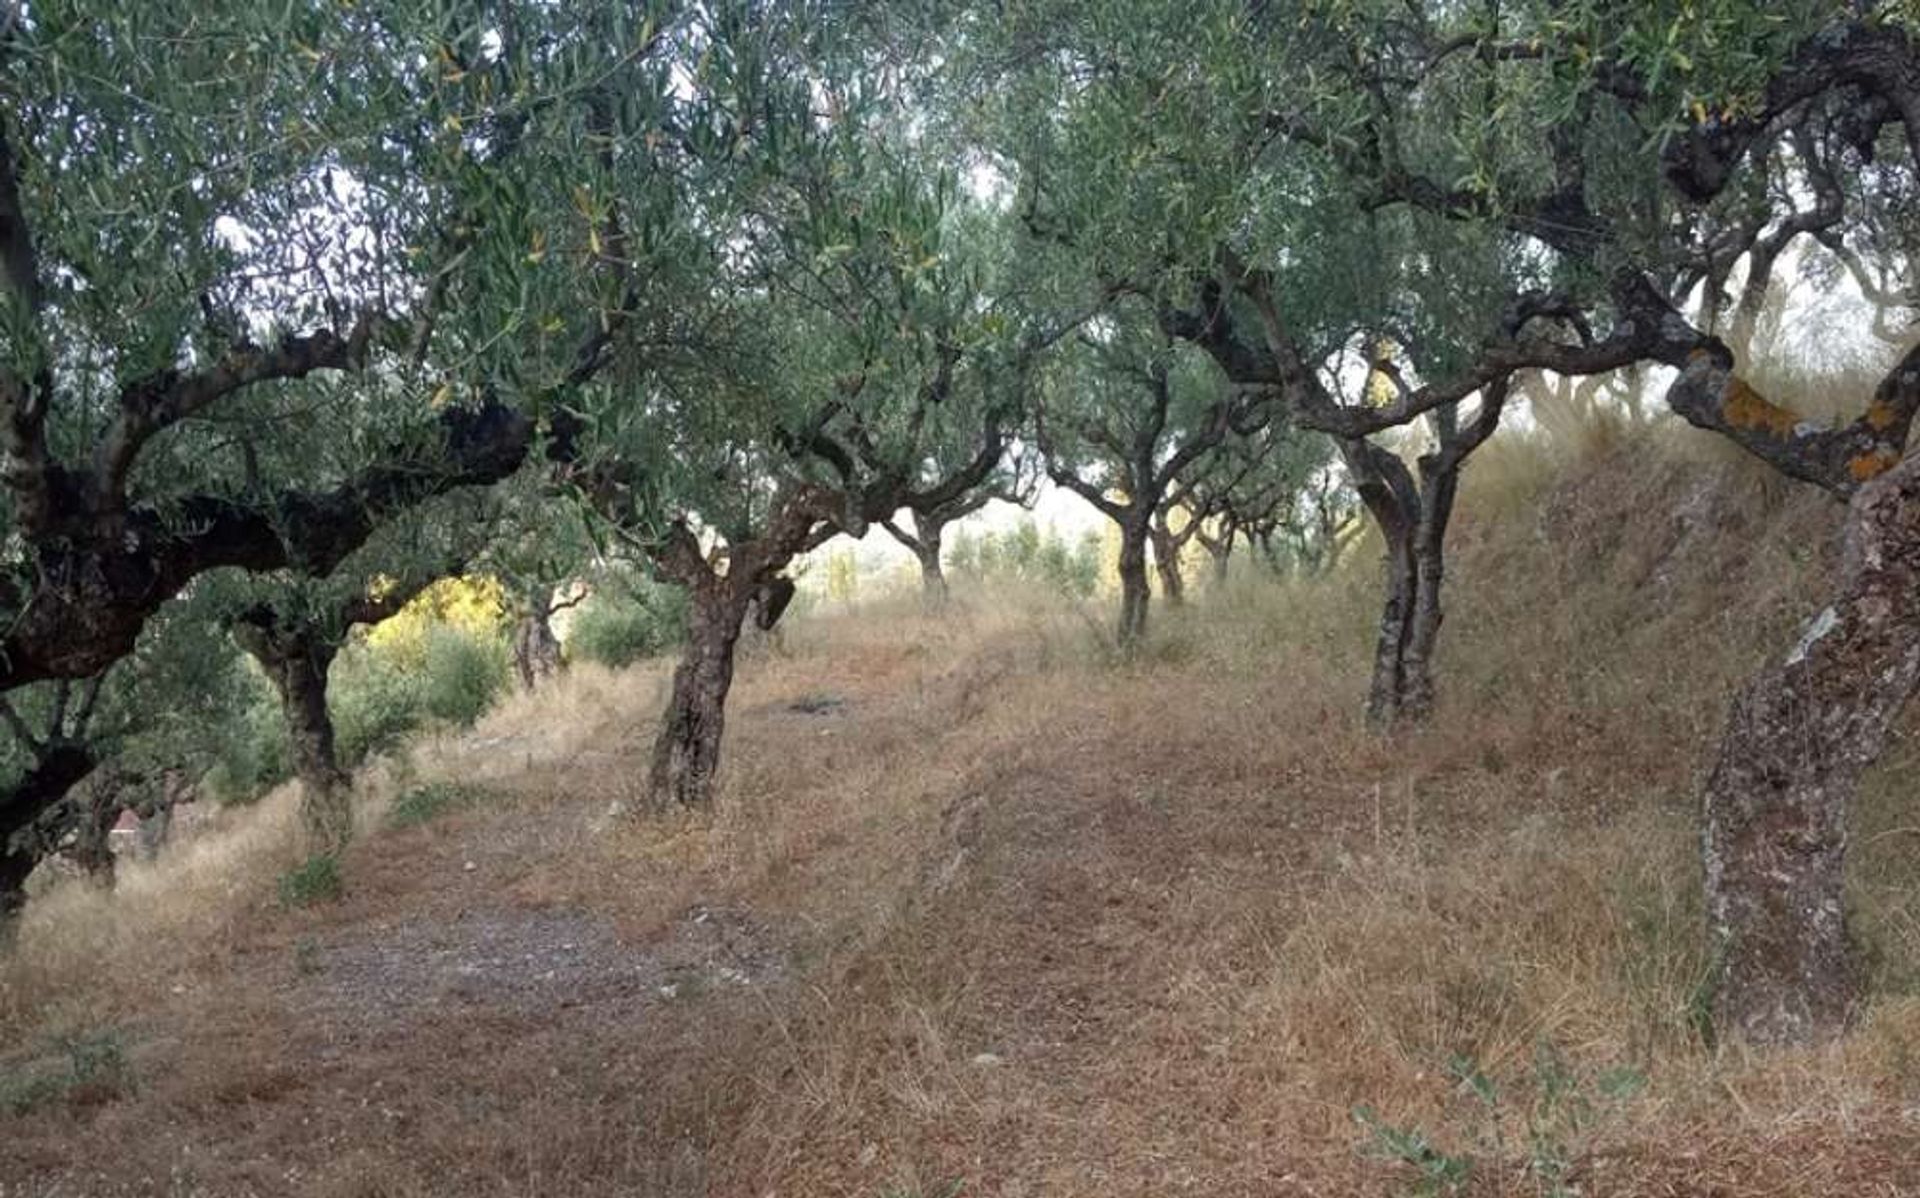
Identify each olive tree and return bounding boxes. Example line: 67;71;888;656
1035;316;1260;643
217;492;499;852
0;1;640;901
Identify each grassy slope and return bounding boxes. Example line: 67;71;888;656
3;425;1919;1197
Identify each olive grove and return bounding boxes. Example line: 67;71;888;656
0;0;1913;1055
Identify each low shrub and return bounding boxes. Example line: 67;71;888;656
568;582;688;668
0;1030;136;1115
387;781;495;829
420;625;511;727
278;854;343;907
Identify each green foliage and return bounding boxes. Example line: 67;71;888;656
1355;1043;1649;1197
197;674;295;805
1354;1105;1474;1196
825;548;861;604
278;854;343;908
387;781;495;830
419;626;511;727
326;624;510;766
568;581;689;668
0;1030;136;1116
329;647;427;769
949;519;1102;598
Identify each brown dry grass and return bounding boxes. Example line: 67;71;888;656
4;425;1920;1196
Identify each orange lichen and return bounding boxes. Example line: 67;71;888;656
1848;447;1902;482
1722;376;1800;439
1863;400;1899;432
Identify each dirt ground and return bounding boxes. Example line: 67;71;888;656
5;440;1920;1197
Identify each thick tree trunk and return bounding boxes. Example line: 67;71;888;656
69;770;126;888
1704;455;1920;1046
1150;523;1186;607
0;849;31;931
914;530;950;609
648;586;751;809
1365;520;1417;727
513;586;564;692
1399;465;1461;721
1202;531;1233;585
263;645;352;854
1344;440;1421;728
0;744;98;924
1117;519;1152;645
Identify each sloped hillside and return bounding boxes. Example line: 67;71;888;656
3;429;1918;1197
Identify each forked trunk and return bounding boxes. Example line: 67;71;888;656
1117;520;1152;646
648;586;751;809
1704;455;1920;1046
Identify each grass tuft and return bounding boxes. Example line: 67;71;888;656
386;781;495;829
276;853;343;907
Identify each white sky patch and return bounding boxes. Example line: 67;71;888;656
962;158;1012;209
213;214;260;254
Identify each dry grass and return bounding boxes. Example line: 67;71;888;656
4;428;1920;1196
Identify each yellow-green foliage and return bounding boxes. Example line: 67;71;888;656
825;548;859;605
364;575;509;667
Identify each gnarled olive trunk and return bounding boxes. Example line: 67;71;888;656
1704;454;1920;1046
1150;522;1186;607
280;647;351;853
1200;527;1234;584
912;531;949;608
69;769;128;888
0;744;98;925
648;586;752;810
1117;518;1152;646
883;512;957;610
241;633;351;854
513;585;564;692
1400;460;1462;721
1345;440;1421;727
1343;389;1505;728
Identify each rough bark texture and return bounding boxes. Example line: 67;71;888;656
1344;439;1421;727
234;626;350;854
0;743;98;922
68;768;129;888
512;585;565;692
1196;513;1237;585
1150;521;1186;607
1402;453;1463;720
0;402;530;693
1118;518;1152;645
1704;453;1920;1046
884;509;962;609
648;587;751;811
640;485;839;810
1343;387;1507;727
913;533;949;607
